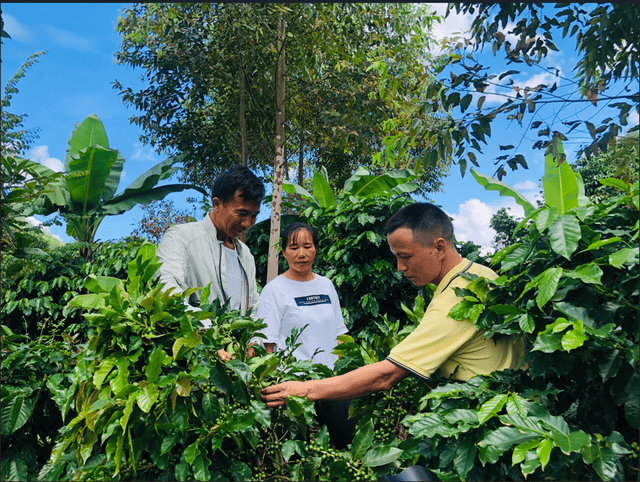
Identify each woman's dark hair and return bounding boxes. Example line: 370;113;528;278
211;165;265;203
385;202;455;248
281;222;319;251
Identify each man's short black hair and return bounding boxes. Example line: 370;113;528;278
281;222;319;251
211;165;265;203
385;202;455;248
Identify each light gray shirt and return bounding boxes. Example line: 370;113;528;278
155;215;259;326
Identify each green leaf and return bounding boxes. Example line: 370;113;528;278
599;177;630;193
563;263;603;285
84;274;122;294
312;171;337;208
532;332;563;353
281;440;305;462
68;293;106;310
454;435;477;479
581;236;621;252
101;152;125;202
536;437;553;469
227;411;256;431
362;446;403;467
228;460;252;481
609;248;636;268
4;457;28;482
512;438;541;465
283;180;315;203
561;328;588;352
536;267;563;310
1;395;33;435
590;444;619;481
193;445;211;481
548;215;581;259
479;426;539;451
500;243;531;271
535;206;559;232
145;346;169;383
227;359;252;384
315;425;330;449
103;183;206;216
93;357;117;390
250;400;271;429
65;113;109;171
66;146;120;214
351;420;375;459
470;168;535;216
516;313;535;333
184;440;199;464
478;394;508;423
343;167;417;198
136;383;159;413
202;393;221;423
542;136;579;213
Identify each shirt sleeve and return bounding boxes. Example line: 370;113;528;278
156;226;206;321
255;282;282;348
156;225;188;295
387;294;478;379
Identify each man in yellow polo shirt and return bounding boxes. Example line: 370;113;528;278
261;202;524;406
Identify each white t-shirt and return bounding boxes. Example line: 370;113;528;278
222;246;242;312
256;274;348;369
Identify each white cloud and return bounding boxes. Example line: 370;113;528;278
43;25;94;51
25;216;65;243
425;3;474;54
514;180;537;191
131;142;156;162
2;14;35;43
29;145;64;172
448;199;497;254
2;14;92;51
447;193;541;254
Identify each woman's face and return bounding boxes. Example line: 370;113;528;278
282;229;317;276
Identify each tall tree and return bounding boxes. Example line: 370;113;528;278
114;3;447;192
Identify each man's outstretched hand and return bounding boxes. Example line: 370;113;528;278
261;381;307;407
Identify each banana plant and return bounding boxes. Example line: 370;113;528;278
282;166;419;208
34;114;207;260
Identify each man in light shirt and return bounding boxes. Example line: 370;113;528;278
156;165;265;360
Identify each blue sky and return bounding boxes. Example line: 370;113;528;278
3;3;636;252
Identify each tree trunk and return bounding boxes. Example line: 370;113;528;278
238;39;247;167
297;137;304;186
266;15;286;283
238;33;248;243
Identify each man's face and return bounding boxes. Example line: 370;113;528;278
211;191;261;241
387;227;444;287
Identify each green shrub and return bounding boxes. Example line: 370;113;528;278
1;237;145;340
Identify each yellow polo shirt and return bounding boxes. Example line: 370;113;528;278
387;259;524;381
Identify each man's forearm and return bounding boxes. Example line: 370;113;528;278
261;360;409;406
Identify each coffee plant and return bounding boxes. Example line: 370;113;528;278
30;243;410;481
2;237;146;340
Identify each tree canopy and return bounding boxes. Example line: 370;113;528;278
114;3;450;195
383;3;639;181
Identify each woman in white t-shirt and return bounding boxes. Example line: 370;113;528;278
257;222;348;368
256;222;354;448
